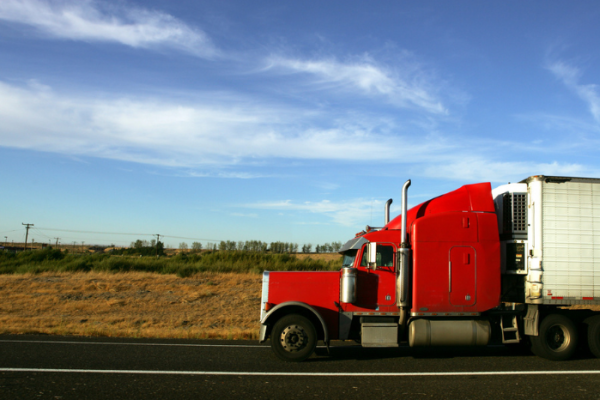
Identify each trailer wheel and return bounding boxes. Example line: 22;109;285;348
530;314;578;361
270;314;317;362
587;316;600;358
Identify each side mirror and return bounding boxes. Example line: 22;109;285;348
367;242;377;269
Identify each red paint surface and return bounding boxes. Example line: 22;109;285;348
449;246;476;306
267;271;340;338
387;182;496;232
409;187;501;314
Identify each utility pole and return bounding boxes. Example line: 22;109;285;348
4;236;7;247
81;241;85;254
154;234;161;256
55;237;60;247
22;223;34;250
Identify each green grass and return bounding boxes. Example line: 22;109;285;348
0;248;342;277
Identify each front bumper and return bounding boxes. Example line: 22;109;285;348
259;324;268;343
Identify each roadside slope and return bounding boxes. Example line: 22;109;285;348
0;272;262;339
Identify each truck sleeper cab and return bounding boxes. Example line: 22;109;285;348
259;176;600;362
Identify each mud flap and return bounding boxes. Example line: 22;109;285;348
524;304;539;336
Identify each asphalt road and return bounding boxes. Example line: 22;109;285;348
2;335;600;399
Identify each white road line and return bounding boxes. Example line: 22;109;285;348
2;368;600;377
0;340;340;349
0;340;268;348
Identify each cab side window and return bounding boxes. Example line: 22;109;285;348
360;244;394;269
360;249;368;266
378;246;394;267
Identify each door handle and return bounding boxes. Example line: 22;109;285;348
448;261;452;292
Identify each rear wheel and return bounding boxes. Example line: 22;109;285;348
530;314;578;361
587;315;600;358
271;314;317;362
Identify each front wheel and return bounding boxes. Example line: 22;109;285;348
530;314;578;361
270;314;317;362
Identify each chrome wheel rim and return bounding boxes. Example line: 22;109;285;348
546;324;571;352
280;324;307;353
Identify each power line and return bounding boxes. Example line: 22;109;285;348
35;227;152;236
0;228;24;235
31;228;53;241
33;227;226;243
161;235;224;241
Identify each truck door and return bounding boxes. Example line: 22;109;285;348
449;246;476;306
356;243;397;308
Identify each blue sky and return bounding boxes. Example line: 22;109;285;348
1;0;600;248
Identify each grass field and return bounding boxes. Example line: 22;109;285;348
0;250;342;339
0;272;262;339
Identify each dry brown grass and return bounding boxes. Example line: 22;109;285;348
0;272;262;340
295;253;340;262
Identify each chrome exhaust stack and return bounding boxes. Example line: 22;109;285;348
400;180;411;247
397;180;411;330
384;199;393;225
366;199;394;232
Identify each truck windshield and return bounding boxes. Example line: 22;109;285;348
341;250;358;268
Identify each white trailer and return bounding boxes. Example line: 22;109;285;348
493;176;600;360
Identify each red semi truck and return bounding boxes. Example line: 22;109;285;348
259;175;600;361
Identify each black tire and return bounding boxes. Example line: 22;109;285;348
270;314;317;362
530;314;578;361
587;315;600;358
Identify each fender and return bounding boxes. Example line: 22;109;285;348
259;301;329;344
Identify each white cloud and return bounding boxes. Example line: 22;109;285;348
0;80;453;168
516;113;600;141
230;212;258;218
0;0;217;57
246;199;387;227
265;56;447;114
547;61;600;123
0;80;596;186
243;159;598;228
419;157;598;183
186;171;269;179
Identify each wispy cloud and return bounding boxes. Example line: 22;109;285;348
516;113;600;141
0;0;217;57
242;157;598;228
265;55;448;114
230;212;258;218
0;79;596;185
246;199;387;227
419;157;598;183
547;60;600;122
0;80;452;168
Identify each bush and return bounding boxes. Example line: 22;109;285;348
0;249;342;275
